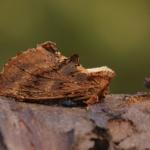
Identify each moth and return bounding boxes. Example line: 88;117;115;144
0;41;115;106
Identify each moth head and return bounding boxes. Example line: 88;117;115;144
87;66;115;86
87;66;115;78
87;66;115;97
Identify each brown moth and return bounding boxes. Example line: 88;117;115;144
0;41;115;106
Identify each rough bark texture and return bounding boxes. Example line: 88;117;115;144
0;94;150;150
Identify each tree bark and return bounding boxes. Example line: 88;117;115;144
0;94;150;150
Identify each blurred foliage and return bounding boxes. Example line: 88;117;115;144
0;0;150;93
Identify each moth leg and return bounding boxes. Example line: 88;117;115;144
86;95;99;105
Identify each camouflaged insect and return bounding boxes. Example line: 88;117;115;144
0;41;115;105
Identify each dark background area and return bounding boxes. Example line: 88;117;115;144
0;0;149;93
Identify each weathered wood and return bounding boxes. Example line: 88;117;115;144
0;94;150;150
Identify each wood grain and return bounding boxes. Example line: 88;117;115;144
0;94;150;150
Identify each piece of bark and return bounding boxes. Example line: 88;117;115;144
0;41;115;105
0;94;150;150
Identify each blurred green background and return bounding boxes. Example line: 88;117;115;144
0;0;149;93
